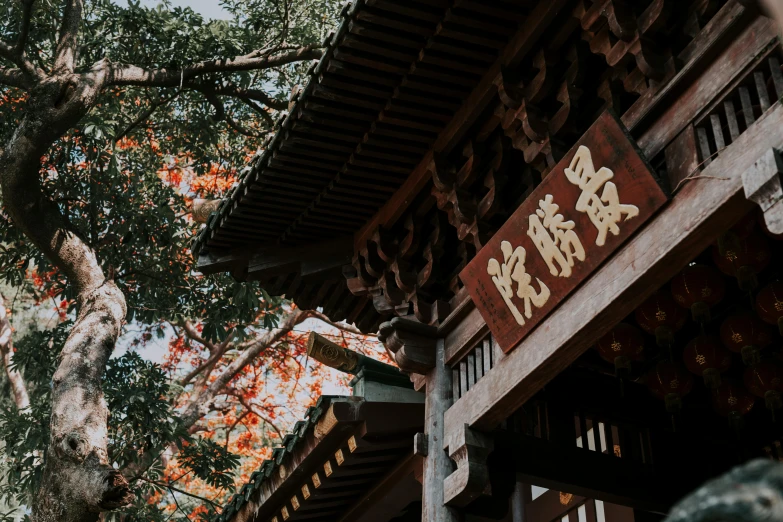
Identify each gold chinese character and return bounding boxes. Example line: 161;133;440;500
487;241;550;326
528;194;585;278
564;146;640;247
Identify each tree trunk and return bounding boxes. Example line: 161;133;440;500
33;282;132;521
0;292;31;410
0;74;133;521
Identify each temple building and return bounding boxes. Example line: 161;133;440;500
193;0;783;520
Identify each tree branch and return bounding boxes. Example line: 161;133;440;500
15;0;36;56
194;83;287;111
107;44;323;87
0;292;30;410
136;476;218;507
239;97;275;127
178;339;231;388
178;308;314;432
114;89;182;142
202;90;268;138
224;115;268;138
228;389;284;440
0;41;39;79
0;67;31;89
53;0;84;74
180;320;213;350
309;310;373;336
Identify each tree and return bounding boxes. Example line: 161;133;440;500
0;295;385;520
0;1;342;520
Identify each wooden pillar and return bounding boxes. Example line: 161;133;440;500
422;338;462;522
511;480;527;522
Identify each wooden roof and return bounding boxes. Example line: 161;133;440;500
194;0;743;332
193;0;524;253
214;396;424;522
193;0;535;331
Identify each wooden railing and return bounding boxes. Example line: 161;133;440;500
693;51;782;168
450;333;503;401
526;487;635;522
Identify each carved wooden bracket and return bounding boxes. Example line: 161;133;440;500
743;148;783;234
377;317;438;374
443;424;494;507
191;198;223;224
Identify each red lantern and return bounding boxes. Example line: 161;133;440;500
670;265;725;322
647;361;693;413
757;281;783;335
730;212;757;239
719;314;774;365
716;213;757;255
713;232;771;290
595;323;645;377
713;379;755;430
635;291;688;347
743;359;783;415
683;335;732;388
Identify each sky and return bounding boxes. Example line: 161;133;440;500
129;0;231;19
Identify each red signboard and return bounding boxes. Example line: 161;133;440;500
459;111;668;353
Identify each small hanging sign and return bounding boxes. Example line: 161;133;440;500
460;111;668;353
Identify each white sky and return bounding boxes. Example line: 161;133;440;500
128;0;231;19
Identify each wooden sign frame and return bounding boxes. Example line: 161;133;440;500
460;111;668;353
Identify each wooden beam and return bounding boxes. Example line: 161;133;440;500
197;237;352;277
635;14;777;158
620;0;750;133
527;489;587;522
354;0;570;249
506;433;673;513
444;99;783;446
337;452;421;522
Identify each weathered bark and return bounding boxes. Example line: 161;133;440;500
0;292;30;410
0;65;133;521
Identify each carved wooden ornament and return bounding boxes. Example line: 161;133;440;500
460;111;668;352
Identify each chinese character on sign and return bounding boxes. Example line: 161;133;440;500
487;240;550;326
528;194;585;278
564;146;640;246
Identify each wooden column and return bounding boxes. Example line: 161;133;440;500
422;338;463;522
511;479;527;522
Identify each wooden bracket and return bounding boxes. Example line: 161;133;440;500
443;424;494;507
742;148;783;234
377;317;438;374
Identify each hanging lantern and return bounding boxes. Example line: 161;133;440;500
719;314;774;365
670;264;725;322
713;232;771;291
647;361;693;414
757;281;783;335
683;335;732;388
713;379;755;431
743;359;783;417
717;212;757;256
635;290;688;347
595;323;645;377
